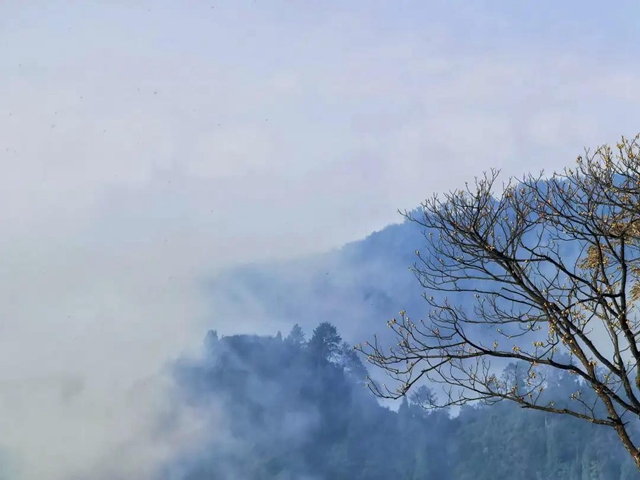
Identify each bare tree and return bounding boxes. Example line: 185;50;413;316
357;134;640;469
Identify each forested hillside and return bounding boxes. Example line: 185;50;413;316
163;324;637;480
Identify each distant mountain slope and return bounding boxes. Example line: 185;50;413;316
205;191;587;350
205;213;427;344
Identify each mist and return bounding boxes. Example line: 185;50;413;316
2;1;640;479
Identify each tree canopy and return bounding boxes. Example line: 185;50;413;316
359;134;640;470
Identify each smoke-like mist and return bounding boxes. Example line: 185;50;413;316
0;230;215;479
2;1;640;478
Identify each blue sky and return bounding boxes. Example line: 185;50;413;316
1;1;640;479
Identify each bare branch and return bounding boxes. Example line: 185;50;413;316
358;134;640;470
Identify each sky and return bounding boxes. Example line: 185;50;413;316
1;1;640;478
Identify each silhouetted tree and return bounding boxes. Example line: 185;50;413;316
339;341;369;381
285;323;306;347
409;385;436;408
204;329;219;354
309;322;341;360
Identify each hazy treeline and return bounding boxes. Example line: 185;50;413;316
161;323;637;480
179;189;640;479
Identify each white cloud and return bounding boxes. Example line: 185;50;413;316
1;1;640;478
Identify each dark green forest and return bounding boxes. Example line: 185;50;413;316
163;323;638;480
